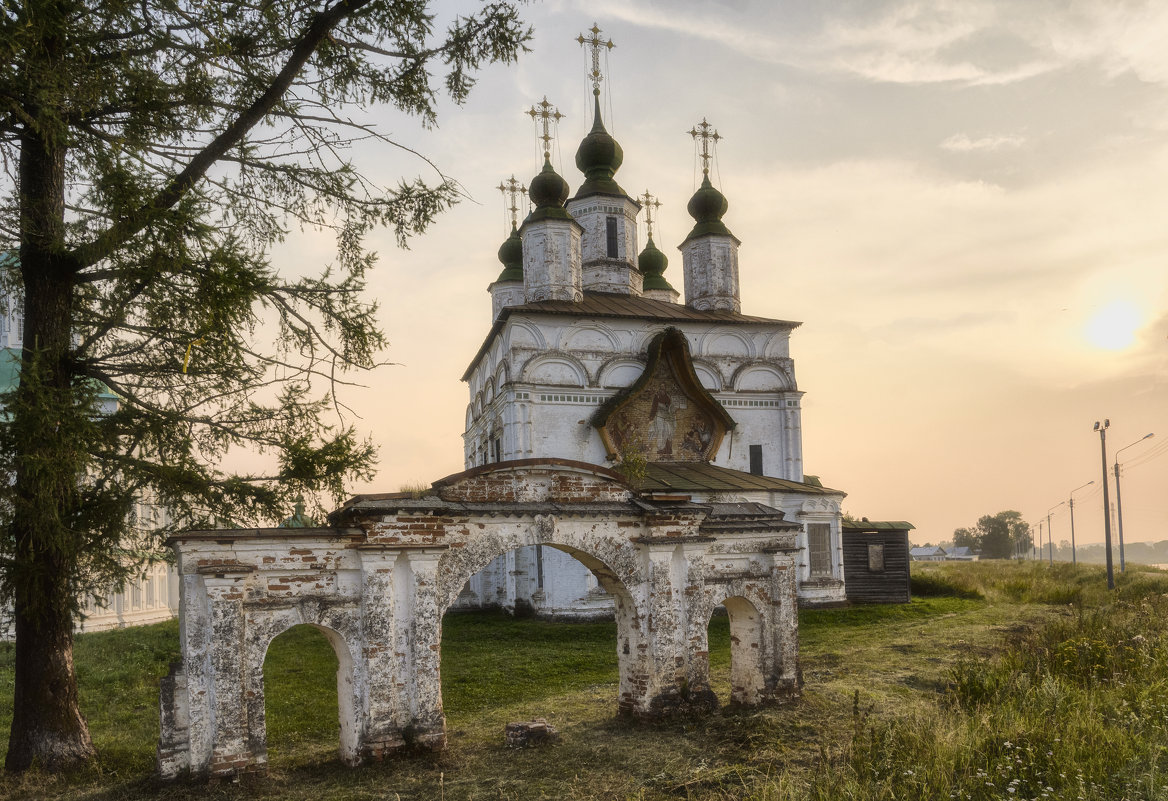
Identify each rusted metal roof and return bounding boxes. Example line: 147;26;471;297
462;291;801;381
635;462;844;495
512;292;800;326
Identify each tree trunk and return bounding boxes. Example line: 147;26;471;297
5;16;95;767
5;597;95;771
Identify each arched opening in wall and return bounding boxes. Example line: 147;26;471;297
262;624;357;768
706;596;764;707
441;544;638;742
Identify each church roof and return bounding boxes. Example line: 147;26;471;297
635;462;844;496
462;291;800;381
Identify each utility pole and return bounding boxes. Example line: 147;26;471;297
1094;420;1114;590
1068;480;1094;566
1115;432;1154;575
1045;502;1063;565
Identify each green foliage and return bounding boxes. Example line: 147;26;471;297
910;567;985;599
0;0;532;597
0;0;531;767
614;434;649;482
951;510;1032;559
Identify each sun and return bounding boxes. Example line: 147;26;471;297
1084;299;1142;350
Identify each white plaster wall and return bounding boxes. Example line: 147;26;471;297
465;316;802;480
489;280;526;322
459;310;842;606
521;219;583;303
682;235;741;312
567;196;640;285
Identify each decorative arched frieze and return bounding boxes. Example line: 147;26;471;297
762;331;792;360
597;357;648;389
690;358;724;391
493;359;510;389
698;329;755;358
801;497;841;515
521;351;589;387
505;319;547;351
560;321;621;353
730;362;792;392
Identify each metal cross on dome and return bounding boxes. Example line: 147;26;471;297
640;190;662;240
577;23;614;95
498;175;526;229
527;96;564;159
688;118;722;175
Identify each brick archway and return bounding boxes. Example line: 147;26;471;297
158;461;803;779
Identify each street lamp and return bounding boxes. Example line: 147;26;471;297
1046;501;1065;565
1093;420;1115;590
1115;432;1154;574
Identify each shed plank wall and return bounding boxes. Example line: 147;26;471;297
841;531;911;604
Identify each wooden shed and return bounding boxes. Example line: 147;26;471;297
842;519;914;604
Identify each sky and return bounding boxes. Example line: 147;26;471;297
273;0;1168;550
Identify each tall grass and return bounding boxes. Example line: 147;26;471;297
2;561;1167;800
818;563;1168;801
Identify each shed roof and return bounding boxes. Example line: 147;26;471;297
842;520;916;533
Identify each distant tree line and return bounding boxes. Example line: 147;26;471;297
1035;540;1168;566
952;511;1032;559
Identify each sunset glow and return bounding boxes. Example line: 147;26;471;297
1085;300;1142;351
294;1;1168;552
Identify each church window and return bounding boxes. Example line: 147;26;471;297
868;543;885;572
606;217;618;257
749;445;763;475
808;524;832;577
490;436;501;463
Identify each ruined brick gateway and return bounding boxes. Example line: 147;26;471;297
157;460;803;778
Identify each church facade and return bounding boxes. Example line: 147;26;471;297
455;72;847;613
155;27;861;778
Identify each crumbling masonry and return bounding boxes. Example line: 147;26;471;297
157;460;802;778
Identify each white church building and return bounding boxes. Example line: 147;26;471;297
452;39;848;615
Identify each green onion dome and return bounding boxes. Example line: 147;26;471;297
496;225;523;282
526;157;574;223
574;95;626;198
638;237;673;291
684;173;734;241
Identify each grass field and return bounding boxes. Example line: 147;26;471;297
1;561;1167;800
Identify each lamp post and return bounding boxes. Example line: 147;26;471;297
1094;420;1114;590
1046;502;1064;565
1115;432;1155;574
1067;480;1094;566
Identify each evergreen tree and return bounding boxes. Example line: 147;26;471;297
0;0;530;771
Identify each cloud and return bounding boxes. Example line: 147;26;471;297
583;0;1168;91
941;133;1026;152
